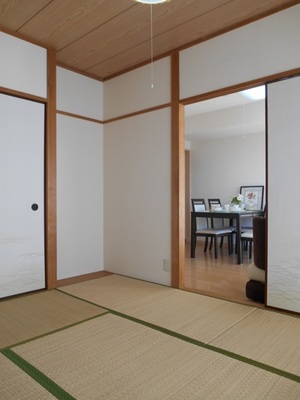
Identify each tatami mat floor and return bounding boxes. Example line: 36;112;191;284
1;274;300;399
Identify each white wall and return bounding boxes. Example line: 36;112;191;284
104;109;171;285
0;32;47;98
104;58;170;120
180;5;300;99
104;58;172;285
56;68;104;279
57;67;103;120
189;133;265;206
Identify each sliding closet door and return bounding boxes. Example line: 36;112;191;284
267;75;300;312
0;94;45;298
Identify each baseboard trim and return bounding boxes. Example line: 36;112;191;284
56;271;113;288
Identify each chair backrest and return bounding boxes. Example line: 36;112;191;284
207;198;225;228
191;199;208;229
208;198;222;209
191;198;206;212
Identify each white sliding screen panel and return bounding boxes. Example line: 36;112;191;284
267;75;300;312
0;94;45;298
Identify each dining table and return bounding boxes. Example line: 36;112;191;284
190;209;264;264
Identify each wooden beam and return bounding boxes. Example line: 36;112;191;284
45;47;57;289
171;52;185;289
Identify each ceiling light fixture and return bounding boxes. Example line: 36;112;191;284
136;0;168;4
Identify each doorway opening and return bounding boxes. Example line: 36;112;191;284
183;86;266;305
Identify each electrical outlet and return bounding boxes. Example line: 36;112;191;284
163;259;170;272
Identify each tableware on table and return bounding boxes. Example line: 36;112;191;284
224;204;230;212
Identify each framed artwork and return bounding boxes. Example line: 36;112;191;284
240;186;264;210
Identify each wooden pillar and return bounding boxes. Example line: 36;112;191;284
45;47;57;288
171;53;185;288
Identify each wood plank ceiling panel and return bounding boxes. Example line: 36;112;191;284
56;5;151;70
0;0;52;30
86;0;300;79
141;0;296;55
16;0;135;50
0;0;298;80
55;0;233;72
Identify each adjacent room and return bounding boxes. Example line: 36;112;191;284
184;86;266;305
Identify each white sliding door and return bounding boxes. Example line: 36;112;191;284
0;94;45;297
267;75;300;312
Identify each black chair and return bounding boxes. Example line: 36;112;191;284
191;199;233;259
241;230;253;261
207;198;237;231
240;205;266;261
207;198;236;250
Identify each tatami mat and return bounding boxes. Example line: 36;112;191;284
13;314;300;400
0;289;105;349
0;353;56;399
60;274;257;343
210;308;300;376
60;274;170;308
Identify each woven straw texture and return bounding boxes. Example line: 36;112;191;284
211;308;300;376
60;275;257;343
0;289;105;349
60;275;300;379
0;353;55;399
13;314;300;400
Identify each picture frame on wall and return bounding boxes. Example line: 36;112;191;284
240;186;264;210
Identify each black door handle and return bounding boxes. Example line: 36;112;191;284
31;203;39;211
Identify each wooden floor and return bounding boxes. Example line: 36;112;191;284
184;241;264;308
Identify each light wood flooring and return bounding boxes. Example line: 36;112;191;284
184;241;264;308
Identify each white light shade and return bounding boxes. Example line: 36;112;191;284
136;0;168;4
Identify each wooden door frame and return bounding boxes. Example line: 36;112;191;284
171;62;300;292
171;53;185;288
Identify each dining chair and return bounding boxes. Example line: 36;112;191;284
241;230;253;261
207;198;236;232
207;198;223;210
240;205;266;260
207;198;236;249
191;198;233;258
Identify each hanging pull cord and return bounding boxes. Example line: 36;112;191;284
150;4;154;88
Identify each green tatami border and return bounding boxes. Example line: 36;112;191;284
109;309;300;383
1;348;75;400
1;311;109;352
58;288;300;384
2;291;300;400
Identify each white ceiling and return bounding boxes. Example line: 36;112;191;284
185;87;266;141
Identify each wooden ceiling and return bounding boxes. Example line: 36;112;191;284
0;0;298;81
